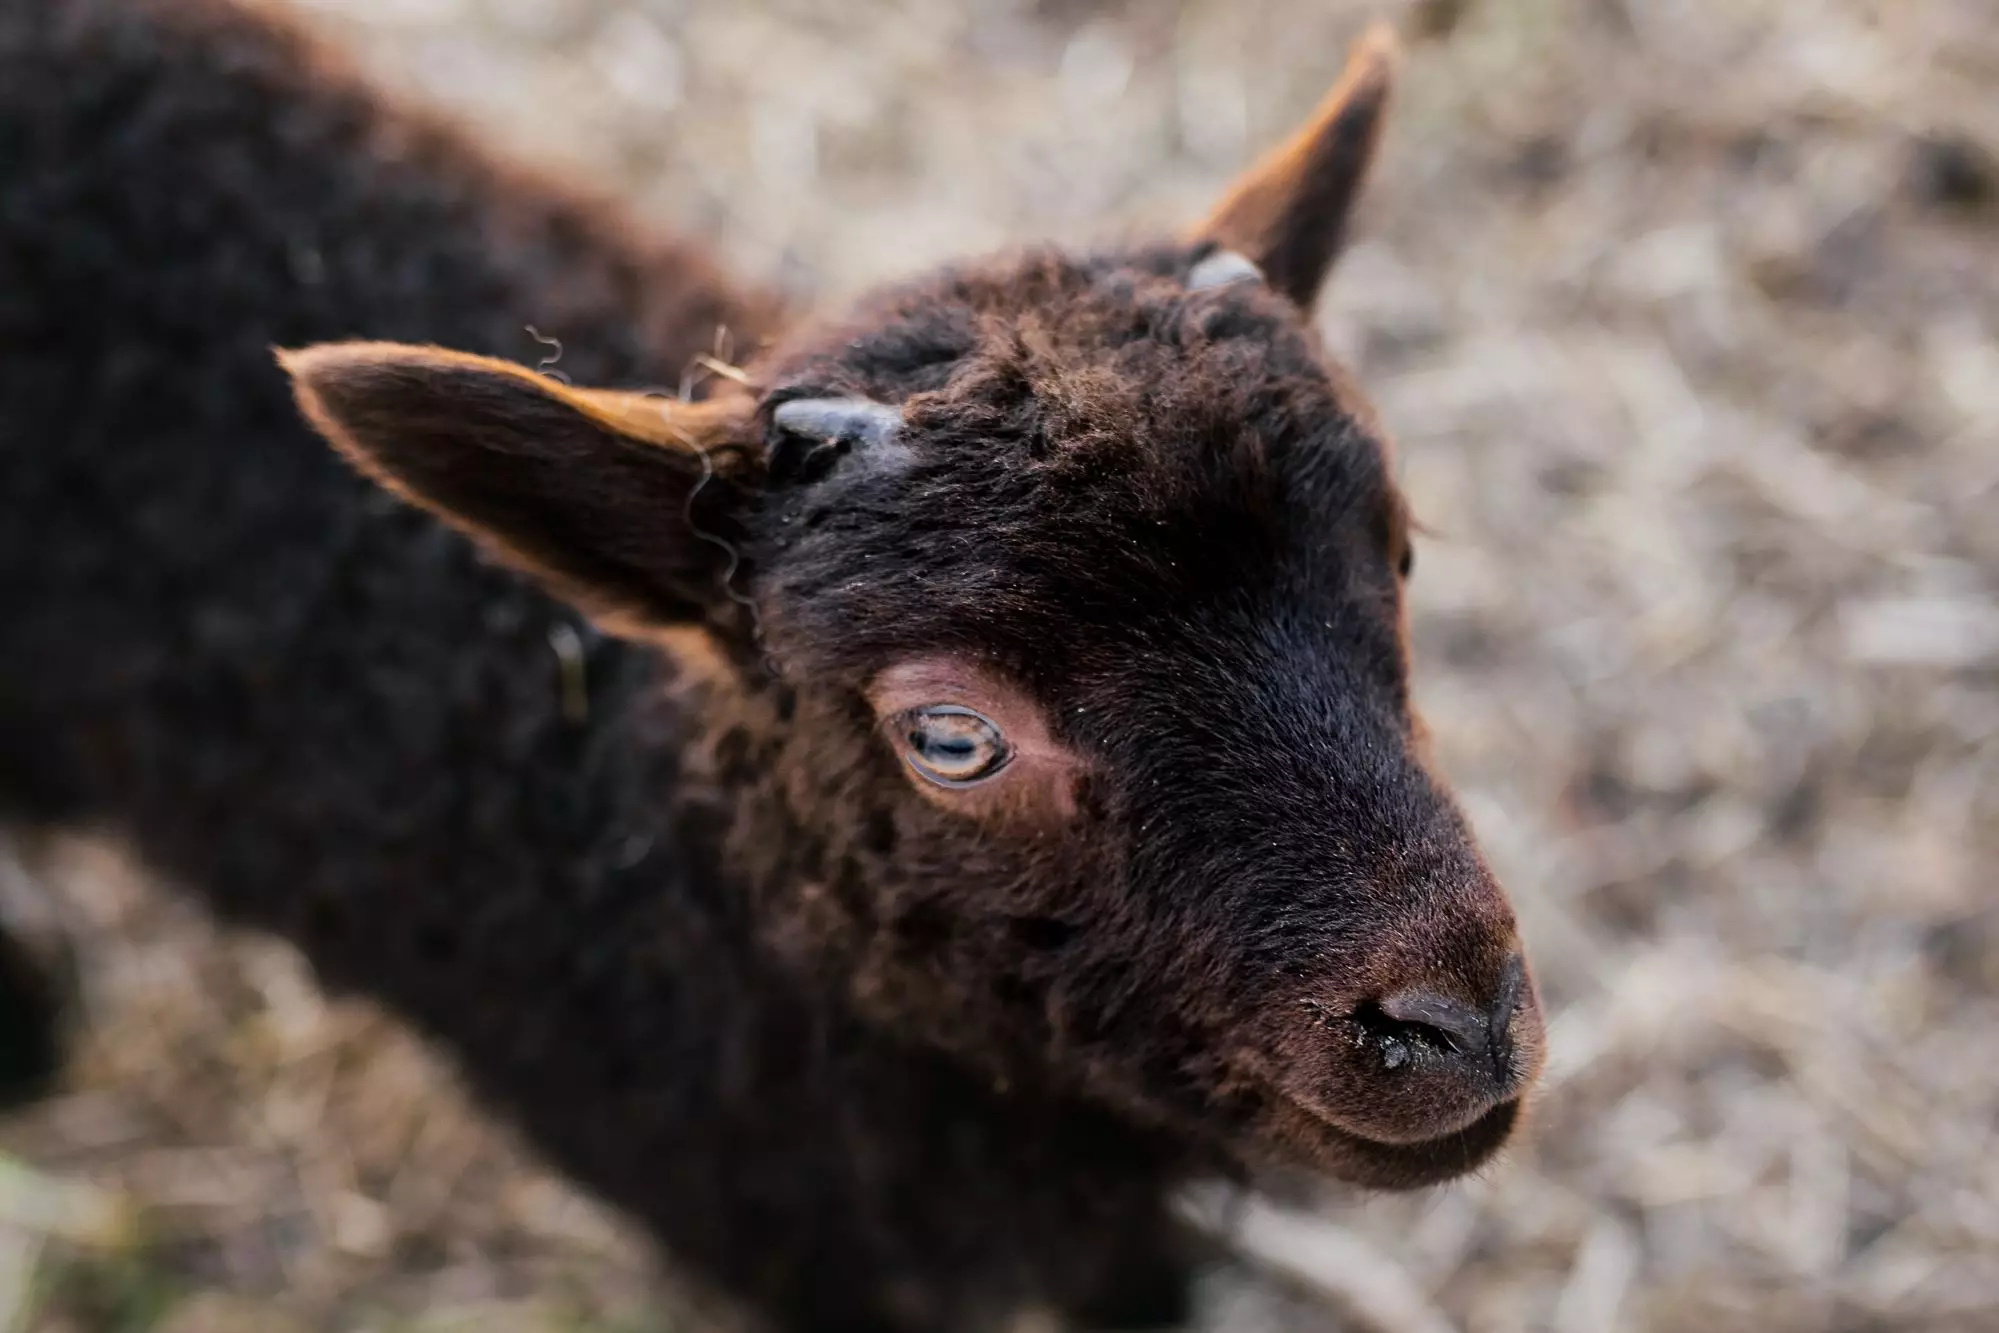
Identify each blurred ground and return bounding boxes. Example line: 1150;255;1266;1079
4;0;1997;1329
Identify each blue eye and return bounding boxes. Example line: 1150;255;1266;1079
897;706;1012;786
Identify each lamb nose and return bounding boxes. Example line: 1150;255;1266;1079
1377;955;1528;1076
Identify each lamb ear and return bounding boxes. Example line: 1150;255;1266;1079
1195;22;1399;309
279;342;761;640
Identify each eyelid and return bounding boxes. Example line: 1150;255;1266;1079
904;751;1014;789
911;704;988;723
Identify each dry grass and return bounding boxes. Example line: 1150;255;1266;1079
4;0;1997;1329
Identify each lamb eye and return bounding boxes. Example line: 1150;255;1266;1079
1398;544;1414;579
897;706;1012;786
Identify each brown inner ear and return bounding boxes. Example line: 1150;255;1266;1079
281;342;760;640
1196;22;1399;309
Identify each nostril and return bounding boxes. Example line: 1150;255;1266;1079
1364;953;1531;1083
1374;988;1492;1060
1347;1000;1420;1069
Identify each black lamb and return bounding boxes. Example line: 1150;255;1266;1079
0;3;1545;1329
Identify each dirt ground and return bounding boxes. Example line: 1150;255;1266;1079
3;0;1997;1329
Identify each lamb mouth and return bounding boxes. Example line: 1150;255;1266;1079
1270;1092;1522;1191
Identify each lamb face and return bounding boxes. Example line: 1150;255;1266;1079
743;241;1542;1187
